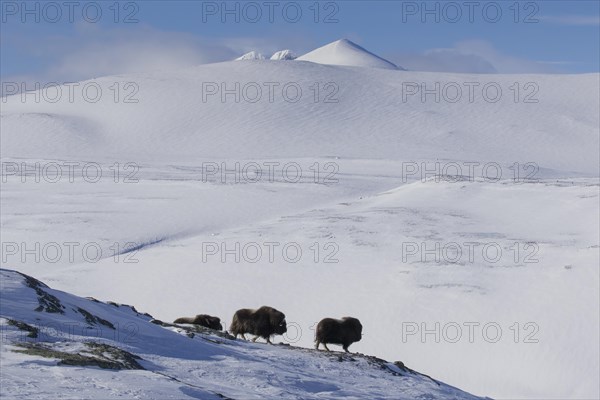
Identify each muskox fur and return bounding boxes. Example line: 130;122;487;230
315;317;362;352
173;314;223;331
230;306;287;343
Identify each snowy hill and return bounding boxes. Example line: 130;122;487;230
296;39;400;70
1;42;599;399
0;269;484;400
1;60;598;173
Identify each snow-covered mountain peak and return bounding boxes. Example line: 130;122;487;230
296;38;401;70
235;51;266;61
271;49;297;60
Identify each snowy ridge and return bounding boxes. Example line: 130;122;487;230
0;268;484;400
236;39;393;66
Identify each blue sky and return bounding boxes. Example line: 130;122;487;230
1;0;599;82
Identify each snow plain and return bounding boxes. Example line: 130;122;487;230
1;43;599;399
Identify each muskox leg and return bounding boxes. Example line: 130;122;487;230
251;335;259;342
323;344;330;351
315;341;320;350
343;346;349;353
266;337;272;345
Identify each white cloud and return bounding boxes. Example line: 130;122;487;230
1;24;305;87
540;15;600;26
5;25;238;83
392;48;498;74
389;40;564;74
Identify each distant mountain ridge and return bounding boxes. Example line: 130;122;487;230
236;39;402;70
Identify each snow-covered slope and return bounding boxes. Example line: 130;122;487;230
0;269;484;400
297;39;400;70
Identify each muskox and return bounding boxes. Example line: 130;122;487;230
315;317;362;352
173;314;223;331
230;306;287;343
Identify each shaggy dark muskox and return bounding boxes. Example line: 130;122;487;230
230;306;287;343
315;317;362;352
173;314;223;331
